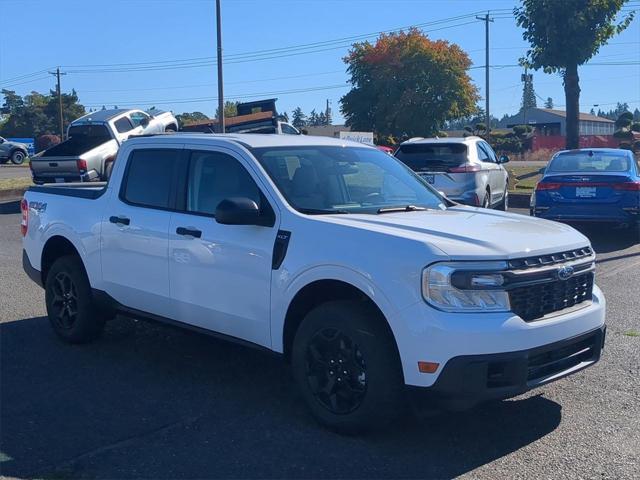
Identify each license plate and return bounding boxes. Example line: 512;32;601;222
55;178;65;183
576;186;596;198
422;174;435;184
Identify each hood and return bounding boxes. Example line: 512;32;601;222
320;206;590;259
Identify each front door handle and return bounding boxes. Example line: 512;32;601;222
176;227;202;238
109;215;130;226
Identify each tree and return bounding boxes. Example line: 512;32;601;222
341;28;479;138
278;111;289;122
291;107;306;129
521;76;537;111
215;100;238;119
308;109;319;127
515;0;633;149
175;111;210;127
0;89;85;138
545;97;554;109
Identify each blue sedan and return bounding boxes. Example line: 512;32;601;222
531;148;640;235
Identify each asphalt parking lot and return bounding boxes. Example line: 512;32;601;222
1;201;638;479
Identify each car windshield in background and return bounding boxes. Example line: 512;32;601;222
251;146;446;214
394;143;467;172
548;151;631;173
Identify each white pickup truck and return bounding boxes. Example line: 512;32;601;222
21;133;606;432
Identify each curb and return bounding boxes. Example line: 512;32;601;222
509;192;531;209
0;188;28;201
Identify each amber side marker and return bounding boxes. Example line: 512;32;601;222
418;361;440;374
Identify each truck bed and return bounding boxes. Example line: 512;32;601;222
28;182;107;199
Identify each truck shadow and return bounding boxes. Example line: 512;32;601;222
0;200;20;215
570;224;638;254
0;315;561;479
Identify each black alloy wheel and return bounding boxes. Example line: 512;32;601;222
49;271;79;330
306;327;367;415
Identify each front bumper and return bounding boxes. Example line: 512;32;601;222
408;325;605;411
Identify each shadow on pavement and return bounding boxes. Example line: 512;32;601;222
0;200;20;215
570;224;639;254
1;315;561;479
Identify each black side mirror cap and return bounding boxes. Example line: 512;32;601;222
215;197;273;226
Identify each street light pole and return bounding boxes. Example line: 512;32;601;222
216;0;225;133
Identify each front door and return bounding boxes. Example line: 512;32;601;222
101;147;183;316
168;147;279;348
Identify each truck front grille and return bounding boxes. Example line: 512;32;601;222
508;272;594;322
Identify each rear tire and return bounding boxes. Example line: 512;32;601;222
497;189;508;211
482;190;491;208
11;150;26;165
45;255;108;344
291;300;406;433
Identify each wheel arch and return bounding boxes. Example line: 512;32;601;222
281;278;400;364
41;235;85;286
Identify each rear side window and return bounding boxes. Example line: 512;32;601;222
114;117;134;133
122;149;179;209
395;143;467;172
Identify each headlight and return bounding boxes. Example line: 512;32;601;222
422;261;510;312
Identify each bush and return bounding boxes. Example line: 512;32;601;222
36;134;61;152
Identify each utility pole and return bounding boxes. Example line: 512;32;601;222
216;0;225;133
48;67;67;140
476;13;493;135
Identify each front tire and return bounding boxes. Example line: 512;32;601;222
11;150;26;165
291;300;406;433
45;255;108;343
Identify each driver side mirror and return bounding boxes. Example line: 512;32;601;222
215;197;273;227
499;155;510;164
139;117;150;127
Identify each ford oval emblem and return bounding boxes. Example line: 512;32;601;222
557;265;574;281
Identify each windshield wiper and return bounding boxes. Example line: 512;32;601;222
377;205;428;214
298;208;350;215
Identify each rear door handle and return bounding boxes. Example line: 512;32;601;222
109;215;130;226
176;227;202;238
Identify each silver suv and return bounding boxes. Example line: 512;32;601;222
395;136;510;209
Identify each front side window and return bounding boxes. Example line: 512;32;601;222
129;111;150;127
187;151;262;216
252;146;445;214
122;149;179;209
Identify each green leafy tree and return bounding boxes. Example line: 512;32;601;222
515;0;634;149
521;77;537;111
308;109;319;127
215;101;238;119
291;107;306;129
544;97;554;109
175;111;210;127
0;89;85;138
341;28;479;138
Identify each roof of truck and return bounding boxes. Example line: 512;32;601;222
72;109;132;124
128;132;376;149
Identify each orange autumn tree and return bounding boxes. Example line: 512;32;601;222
341;28;479;139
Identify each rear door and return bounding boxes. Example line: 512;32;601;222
477;142;503;204
168;146;279;347
101;146;183;316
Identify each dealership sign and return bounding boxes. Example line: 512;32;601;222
339;131;374;145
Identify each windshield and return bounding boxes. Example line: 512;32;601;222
251;146;446;214
395;143;467;173
548;151;631;173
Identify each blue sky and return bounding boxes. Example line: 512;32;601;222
1;0;639;123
